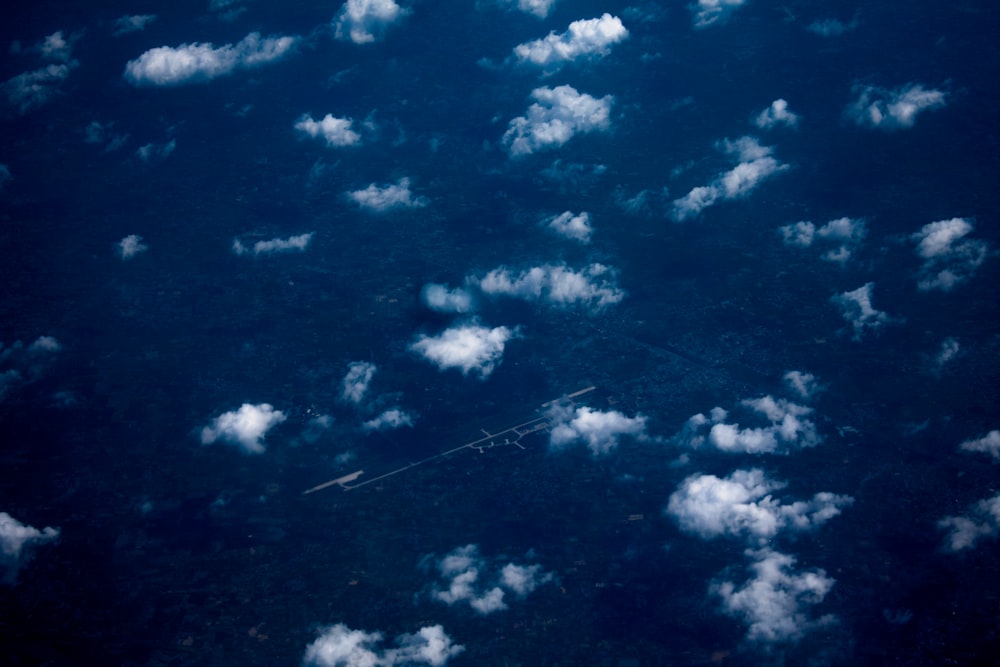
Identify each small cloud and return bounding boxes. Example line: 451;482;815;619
124;32;299;86
2;62;77;115
84;121;129;152
910;218;988;291
782;371;822;400
754;99;799;130
428;545;552;615
691;0;748;29
334;0;410;45
491;0;557;19
712;549;837;643
0;164;10;189
959;430;1000;461
0;335;61;403
113;14;157;36
118;234;148;260
362;408;414;432
342;361;377;404
232;232;313;256
674;395;821;454
939;493;1000;552
421;284;474;314
544;211;593;244
409;321;518;379
779;217;866;264
806;16;858;37
136;139;176;162
503;85;613;157
346;177;427;212
474;263;625;311
303;623;464;667
1;511;60;583
200;403;287;455
830;282;897;340
845;83;947;130
295;114;362;147
932;336;960;370
546;401;648;456
513;14;628;71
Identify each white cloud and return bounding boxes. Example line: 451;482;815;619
0;336;61;402
544;211;592;243
429;545;552;615
666;469;852;542
713;549;836;643
845;83;947;130
1;511;59;581
830;283;895;340
303;623;463;667
334;0;410;44
502;85;613;157
939;493;1000;552
233;232;314;256
410;322;517;379
934;337;960;369
113;14;156;36
911;218;988;291
85;121;129;151
675;395;821;454
295;114;362;147
691;0;748;29
672;137;787;221
494;0;557;18
2;62;77;115
118;234;148;260
33;31;77;62
546;401;648;456
363;408;414;432
346;177;427;212
136;139;176;162
200;403;287;454
779;217;866;264
783;371;822;400
124;32;298;86
960;430;1000;460
342;361;377;404
513;14;628;70
421;284;474;314
806;17;858;37
754;99;799;130
475;263;625;311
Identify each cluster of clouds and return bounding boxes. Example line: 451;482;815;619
513;14;628;71
233;232;314;256
667;468;853;542
200;403;287;455
503;85;613;157
295;114;362;148
1;511;60;583
303;623;463;667
671;136;788;221
830;283;897;340
845;83;947;130
910;218;988;291
2;31;79;115
0;336;61;403
691;0;748;29
674;394;821;454
123;32;298;86
544;211;593;243
334;0;410;44
86;121;129;152
409;322;518;379
347;177;427;213
475;263;625;311
546;401;648;456
427;544;553;615
779;216;867;264
754;99;799;130
939;493;1000;553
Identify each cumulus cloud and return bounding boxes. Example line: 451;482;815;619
123;32;298;86
410;322;517;379
933;336;960;370
136;139;176;162
544;211;592;243
959;431;1000;460
362;408;414;432
783;371;822;400
667;469;852;542
342;362;377;404
910;218;988;291
0;335;62;403
845;83;947;130
691;0;748;28
779;216;867;264
513;14;628;70
2;62;77;115
295;114;362;147
754;99;799;130
346;177;427;212
475;263;625;311
85;121;129;152
807;16;858;37
675;396;821;454
334;0;410;44
429;545;552;615
713;549;836;643
1;511;60;582
113;14;156;36
118;234;148;260
502;85;613;157
421;284;474;314
939;493;1000;552
831;283;895;340
546;401;648;455
233;232;313;256
303;623;463;667
672;137;787;221
200;403;287;454
491;0;557;18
